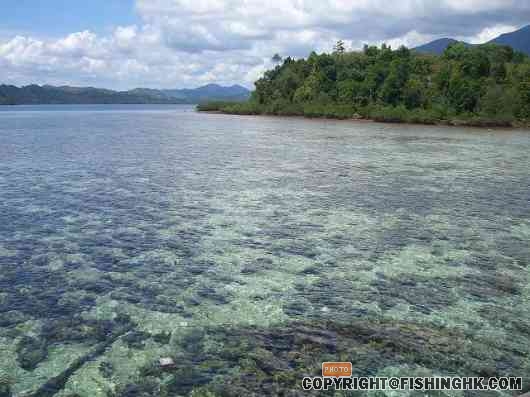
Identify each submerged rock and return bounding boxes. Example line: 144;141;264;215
16;336;48;371
0;384;12;397
0;376;13;397
123;330;151;349
152;331;172;345
98;361;114;379
0;310;28;327
115;378;160;397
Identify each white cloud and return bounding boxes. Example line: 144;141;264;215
373;31;436;51
464;24;518;44
444;0;508;13
114;26;138;50
0;1;529;89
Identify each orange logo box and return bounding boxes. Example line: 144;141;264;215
322;362;352;378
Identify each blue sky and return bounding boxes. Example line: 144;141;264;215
0;1;529;89
1;0;138;37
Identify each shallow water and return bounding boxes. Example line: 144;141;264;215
0;105;529;396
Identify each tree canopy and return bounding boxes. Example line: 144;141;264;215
199;42;530;127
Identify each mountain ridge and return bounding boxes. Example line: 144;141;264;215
414;24;530;55
0;83;250;105
489;24;530;55
414;38;470;55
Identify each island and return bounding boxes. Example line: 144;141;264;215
198;42;530;127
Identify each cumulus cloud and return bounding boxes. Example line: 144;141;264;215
465;24;518;44
1;0;530;89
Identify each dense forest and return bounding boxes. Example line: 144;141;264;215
198;42;530;127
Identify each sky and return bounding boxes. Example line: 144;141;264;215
1;0;529;90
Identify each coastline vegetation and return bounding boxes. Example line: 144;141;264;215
198;42;530;127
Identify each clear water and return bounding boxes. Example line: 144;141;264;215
0;105;529;396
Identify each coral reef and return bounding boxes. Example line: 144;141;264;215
1;108;529;396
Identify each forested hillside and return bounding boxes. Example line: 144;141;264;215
199;42;530;127
0;84;249;105
0;85;181;105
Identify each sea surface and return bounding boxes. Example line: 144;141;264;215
0;104;529;396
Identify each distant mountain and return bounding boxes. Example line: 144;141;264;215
162;84;251;102
414;38;469;55
0;84;178;105
0;83;250;105
488;24;530;55
413;24;530;56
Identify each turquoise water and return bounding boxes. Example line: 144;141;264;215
0;105;529;396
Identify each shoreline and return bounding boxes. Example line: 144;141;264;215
197;109;526;130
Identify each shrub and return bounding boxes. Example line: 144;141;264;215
196;101;233;112
302;102;357;119
370;105;409;123
221;102;262;115
406;108;439;124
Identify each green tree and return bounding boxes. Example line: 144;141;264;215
479;82;515;119
334;40;345;54
448;74;481;113
226;41;529;126
403;78;425;109
293;73;321;103
337;80;355;103
380;59;409;105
